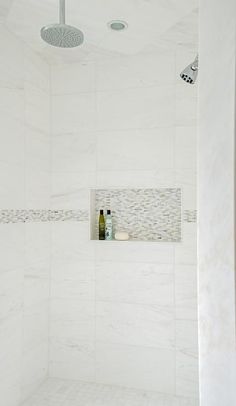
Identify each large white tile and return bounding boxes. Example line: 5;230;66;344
96;301;175;349
51;171;95;210
52;93;96;134
21;342;48;403
97;128;174;171
182;185;197;211
176;350;199;398
24;263;50;283
52;61;96;94
25;169;50;209
96;53;175;91
95;241;175;264
0;162;25;208
0;316;22;378
50;298;95;341
52;222;95;262
24;47;50;93
96;261;174;305
175;84;197;127
0;114;24;166
0;314;22;406
25;127;51;173
175;224;197;265
0;269;23;321
51;260;95;301
23;274;49;308
0;87;24;121
27;183;48;217
0;24;23;89
0;314;22;359
23;302;49;352
175;168;196;188
0;351;21;406
25;223;51;267
175;127;197;170
174;169;197;210
95;342;175;393
0;224;25;272
52;131;96;173
97;86;175;131
96;169;175;189
175;265;198;321
175;319;199;399
24;84;50;133
49;339;95;381
176;320;198;356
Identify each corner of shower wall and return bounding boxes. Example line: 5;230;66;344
198;0;236;404
0;23;52;406
21;43;52;404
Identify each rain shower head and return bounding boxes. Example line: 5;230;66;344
40;0;84;48
180;55;198;84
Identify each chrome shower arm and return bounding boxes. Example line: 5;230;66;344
59;0;65;24
191;55;199;71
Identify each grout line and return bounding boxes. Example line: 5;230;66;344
47;61;53;380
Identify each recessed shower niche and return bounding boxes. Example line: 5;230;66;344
90;188;182;242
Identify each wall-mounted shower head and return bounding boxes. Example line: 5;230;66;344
40;0;84;48
180;55;198;84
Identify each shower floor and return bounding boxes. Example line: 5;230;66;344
22;378;198;406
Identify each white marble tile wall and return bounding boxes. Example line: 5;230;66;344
22;44;51;404
22;46;51;404
0;24;25;406
0;24;51;406
199;1;236;405
50;48;198;403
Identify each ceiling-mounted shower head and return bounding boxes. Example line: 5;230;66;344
180;55;198;84
40;0;84;48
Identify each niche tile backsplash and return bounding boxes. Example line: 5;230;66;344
92;188;182;242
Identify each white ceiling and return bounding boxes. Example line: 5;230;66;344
2;0;198;64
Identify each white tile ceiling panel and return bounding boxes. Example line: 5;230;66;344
4;0;198;63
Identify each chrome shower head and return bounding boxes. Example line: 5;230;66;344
40;0;84;48
41;24;84;48
180;55;198;84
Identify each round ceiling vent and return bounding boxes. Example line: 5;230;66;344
108;20;128;31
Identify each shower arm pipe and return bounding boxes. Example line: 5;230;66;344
59;0;65;24
192;55;199;71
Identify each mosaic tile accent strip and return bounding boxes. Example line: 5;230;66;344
183;209;197;223
0;209;88;224
94;188;182;242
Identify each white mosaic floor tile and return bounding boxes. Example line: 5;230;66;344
21;378;199;406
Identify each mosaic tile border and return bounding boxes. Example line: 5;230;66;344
0;209;196;225
183;209;197;223
0;209;88;224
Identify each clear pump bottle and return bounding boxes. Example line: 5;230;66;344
105;210;113;241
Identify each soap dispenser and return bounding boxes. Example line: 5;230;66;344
105;209;113;241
